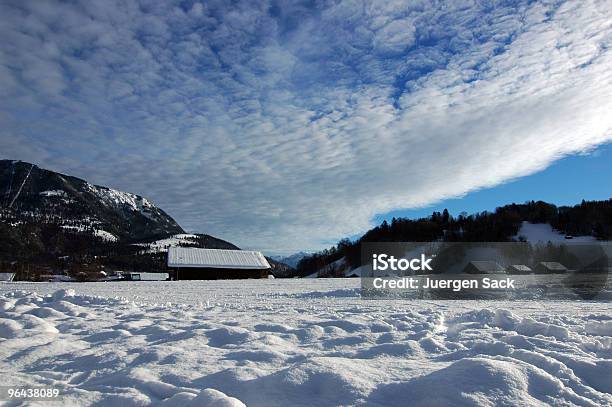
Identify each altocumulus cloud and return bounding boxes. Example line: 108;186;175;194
0;0;611;252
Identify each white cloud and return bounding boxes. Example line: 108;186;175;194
373;18;416;55
0;0;611;252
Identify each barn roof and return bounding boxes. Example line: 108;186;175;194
167;247;270;269
509;264;532;272
0;272;15;282
537;262;568;271
464;261;505;273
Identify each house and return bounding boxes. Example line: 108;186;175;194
507;264;532;274
121;272;169;281
462;261;505;274
579;244;612;273
534;262;568;274
0;272;15;282
167;247;271;280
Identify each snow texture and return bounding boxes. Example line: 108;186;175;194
86;183;156;219
515;222;596;243
40;190;68;198
0;279;610;406
134;234;199;254
61;226;118;242
0;273;15;282
168;247;270;269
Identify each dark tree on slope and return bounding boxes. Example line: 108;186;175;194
295;199;612;277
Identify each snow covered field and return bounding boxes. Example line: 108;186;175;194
514;221;597;243
1;279;611;406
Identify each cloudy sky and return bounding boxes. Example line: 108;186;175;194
1;0;611;253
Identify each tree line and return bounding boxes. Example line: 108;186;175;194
295;199;612;277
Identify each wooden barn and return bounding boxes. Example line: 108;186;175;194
0;272;15;282
167;247;271;280
462;261;505;274
534;262;568;274
507;264;532;274
121;272;169;281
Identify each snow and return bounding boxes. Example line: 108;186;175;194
122;272;169;281
0;272;15;282
585;320;612;336
93;229;119;242
135;234;199;253
168;247;270;269
515;221;596;243
0;279;610;406
61;225;118;242
86;183;156;217
40;190;68;197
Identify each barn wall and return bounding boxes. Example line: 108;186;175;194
170;267;269;280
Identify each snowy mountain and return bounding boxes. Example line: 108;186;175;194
134;233;238;253
513;221;597;243
0;160;240;274
270;251;308;268
0;159;184;242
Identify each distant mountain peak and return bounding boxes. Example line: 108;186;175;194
1;159;184;242
1;159;242;272
271;251;309;268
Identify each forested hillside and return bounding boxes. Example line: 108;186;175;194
296;200;612;277
0;160;238;279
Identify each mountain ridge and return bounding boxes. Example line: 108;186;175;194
270;252;309;268
1;159;184;242
295;199;612;277
0;160;237;275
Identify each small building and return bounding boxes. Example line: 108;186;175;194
507;264;532;274
121;272;169;281
534;262;568;274
462;261;505;274
0;272;15;282
40;274;64;282
167;247;271;280
580;255;612;274
574;244;612;273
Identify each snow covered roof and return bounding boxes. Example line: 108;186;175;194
509;264;532;272
464;261;505;273
538;262;568;271
0;272;15;282
168;247;270;269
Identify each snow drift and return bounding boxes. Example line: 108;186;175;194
0;280;610;406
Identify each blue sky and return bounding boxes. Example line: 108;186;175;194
1;0;611;254
375;143;612;224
